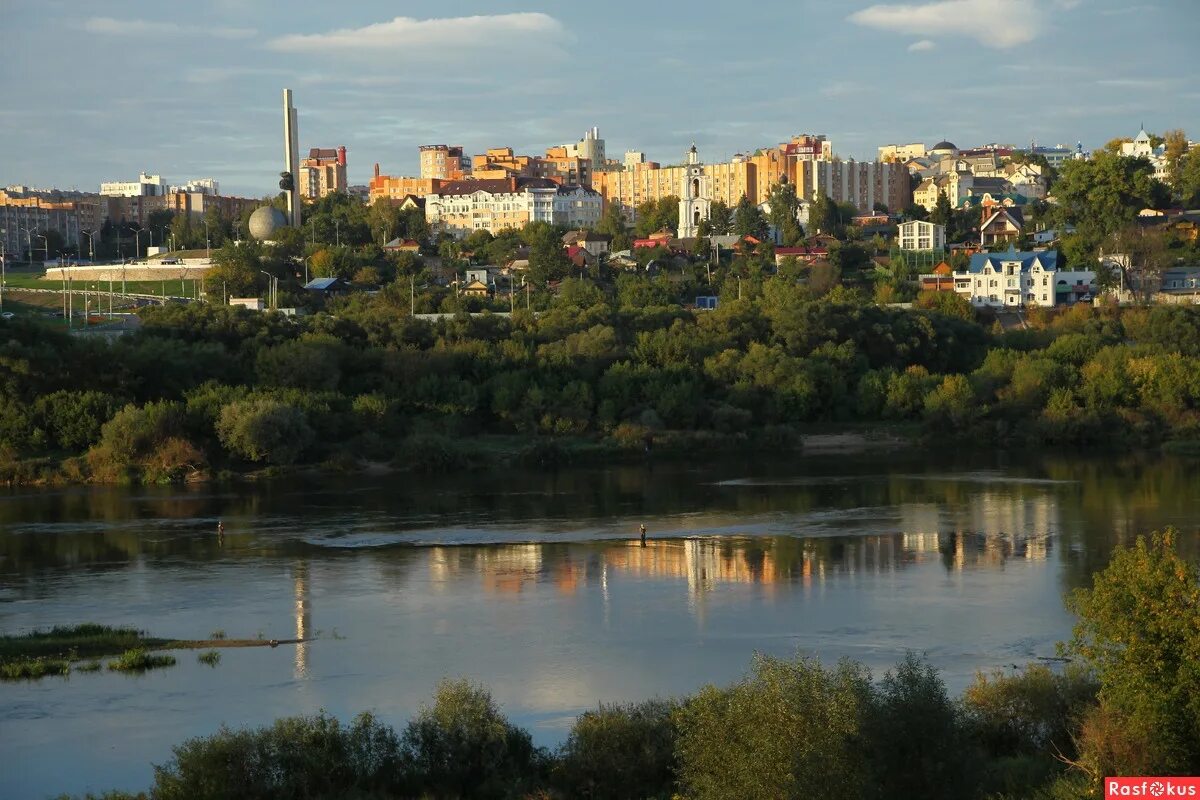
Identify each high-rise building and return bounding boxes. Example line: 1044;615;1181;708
419;145;468;181
561;127;606;175
299;146;347;199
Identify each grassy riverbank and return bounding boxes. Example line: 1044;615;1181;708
0;624;305;681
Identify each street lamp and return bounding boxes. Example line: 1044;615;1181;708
203;219;211;262
132;228;148;261
259;270;277;310
18;226;36;263
35;233;49;264
82;229;99;263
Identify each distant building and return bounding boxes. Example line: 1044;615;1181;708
1019;142;1086;168
425;178;601;238
175;178;219;195
878;143;927;162
299;146;348;199
560;127;606;175
100;172;166;197
1121;128;1170;182
898;220;946;251
979;206;1024;248
678;144;711;239
952;248;1096;308
419;145;468;181
561;229;612;257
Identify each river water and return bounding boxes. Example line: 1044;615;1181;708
1;450;1197;798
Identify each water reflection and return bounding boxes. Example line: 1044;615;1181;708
293;560;310;679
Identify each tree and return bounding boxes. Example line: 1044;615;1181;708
216;397;314;465
708;200;733;235
1051;152;1171;261
527;226;570;285
766;180;804;245
207;242;260;296
1066;529;1200;779
152;712;404;800
400;679;546;799
733;195;768;239
1113;224;1172;302
1179;147;1200;208
674;654;873;800
930;191;953;227
808;193;843;237
595;204;631;252
553;700;678;800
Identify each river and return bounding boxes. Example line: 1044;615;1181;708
1;449;1196;798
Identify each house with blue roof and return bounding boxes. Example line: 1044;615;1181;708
951;248;1097;308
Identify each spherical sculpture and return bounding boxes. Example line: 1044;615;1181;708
248;206;288;241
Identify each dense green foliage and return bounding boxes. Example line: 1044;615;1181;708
56;531;1196;799
10;281;1200;483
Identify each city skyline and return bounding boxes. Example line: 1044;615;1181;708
3;0;1199;197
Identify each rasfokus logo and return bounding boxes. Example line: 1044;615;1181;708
1106;778;1200;798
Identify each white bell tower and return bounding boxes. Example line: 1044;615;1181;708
678;142;711;239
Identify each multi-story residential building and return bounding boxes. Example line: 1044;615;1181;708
368;163;444;204
878;143;927;162
425;177;601;238
175;178;219;195
105;192;256;230
914;170;974;211
897;220;945;251
100;172;167;197
560;127;606;175
419;145;468;181
801;159;911;214
952;249;1096;308
0;203;80;261
299;146;347;199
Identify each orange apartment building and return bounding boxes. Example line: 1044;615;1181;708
298;146;348;199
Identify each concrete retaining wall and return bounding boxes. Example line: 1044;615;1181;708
43;263;211;282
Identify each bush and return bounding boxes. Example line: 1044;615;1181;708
33;390;123;451
152;711;404;800
216;397;313;465
554;700;679;800
400;679;547;799
674;655;873;799
107;648;176;673
398;432;473;473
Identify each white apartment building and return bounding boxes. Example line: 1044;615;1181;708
175;178;219;195
897;220;946;251
878;143;927;162
100;172;166;197
425;178;601;238
953;249;1096;308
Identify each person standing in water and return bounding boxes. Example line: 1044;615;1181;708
217;520;225;540
639;523;647;547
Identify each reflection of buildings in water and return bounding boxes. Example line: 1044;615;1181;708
901;491;1057;570
429;544;545;594
293;560;310;679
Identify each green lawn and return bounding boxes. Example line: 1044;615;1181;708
3;269;198;297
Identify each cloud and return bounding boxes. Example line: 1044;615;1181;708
820;81;865;97
907;39;936;51
266;13;567;55
848;0;1064;49
84;17;254;39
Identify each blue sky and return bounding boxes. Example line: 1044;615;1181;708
2;0;1198;197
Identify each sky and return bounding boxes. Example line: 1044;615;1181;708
2;0;1198;197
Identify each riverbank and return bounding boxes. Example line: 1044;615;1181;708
0;424;919;488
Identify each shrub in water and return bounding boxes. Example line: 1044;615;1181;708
107;648;176;673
